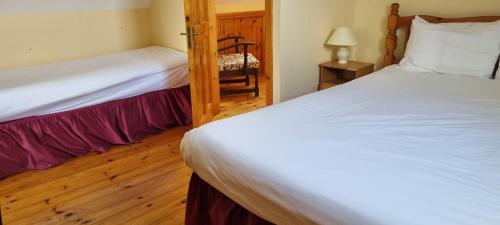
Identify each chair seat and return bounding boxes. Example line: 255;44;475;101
218;53;260;72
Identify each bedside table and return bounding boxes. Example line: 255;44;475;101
318;61;374;90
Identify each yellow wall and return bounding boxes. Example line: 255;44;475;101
148;0;500;102
148;0;266;53
0;9;152;68
4;0;498;101
150;0;187;52
351;0;500;69
276;0;354;101
216;0;265;14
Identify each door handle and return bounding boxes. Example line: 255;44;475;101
181;27;201;49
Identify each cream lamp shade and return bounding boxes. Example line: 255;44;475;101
327;27;357;64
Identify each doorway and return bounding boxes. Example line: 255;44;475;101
184;0;273;127
213;0;270;120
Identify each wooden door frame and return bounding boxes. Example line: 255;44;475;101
264;0;273;105
184;0;219;127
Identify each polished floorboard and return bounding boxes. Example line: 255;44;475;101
0;77;266;225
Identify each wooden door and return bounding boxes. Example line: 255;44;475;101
183;0;220;127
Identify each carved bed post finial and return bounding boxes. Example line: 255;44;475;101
384;3;400;67
391;3;399;15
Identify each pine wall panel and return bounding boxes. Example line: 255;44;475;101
217;11;265;73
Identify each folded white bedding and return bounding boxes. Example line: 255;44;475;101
182;66;500;225
0;46;189;123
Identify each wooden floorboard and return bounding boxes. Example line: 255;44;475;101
215;76;267;121
0;77;267;225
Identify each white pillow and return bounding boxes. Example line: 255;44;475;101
400;16;500;79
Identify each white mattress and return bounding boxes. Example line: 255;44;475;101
0;46;189;123
181;66;500;225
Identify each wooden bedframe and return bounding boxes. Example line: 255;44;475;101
383;3;500;67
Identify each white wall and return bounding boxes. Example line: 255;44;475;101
0;0;151;15
276;0;354;101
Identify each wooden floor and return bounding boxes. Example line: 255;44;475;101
215;76;267;120
0;77;266;225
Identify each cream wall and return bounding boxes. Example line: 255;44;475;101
0;9;152;68
276;0;354;101
216;0;265;13
351;0;500;69
272;0;281;103
4;0;497;101
150;0;187;52
0;0;152;15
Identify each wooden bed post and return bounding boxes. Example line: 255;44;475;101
383;3;400;67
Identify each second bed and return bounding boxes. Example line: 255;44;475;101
0;46;191;178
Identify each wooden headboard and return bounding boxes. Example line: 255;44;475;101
383;3;500;67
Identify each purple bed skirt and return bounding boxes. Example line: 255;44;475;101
0;86;192;179
186;173;274;225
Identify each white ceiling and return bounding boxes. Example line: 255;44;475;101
0;0;152;15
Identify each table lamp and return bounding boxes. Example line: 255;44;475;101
327;27;357;64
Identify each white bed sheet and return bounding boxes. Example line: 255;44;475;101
181;66;500;225
0;46;189;123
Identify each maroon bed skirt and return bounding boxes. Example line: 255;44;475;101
186;173;274;225
0;86;192;179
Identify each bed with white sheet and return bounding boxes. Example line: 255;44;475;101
182;66;500;225
0;46;191;178
181;4;500;225
0;46;189;123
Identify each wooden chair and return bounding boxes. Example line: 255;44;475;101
217;36;260;96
